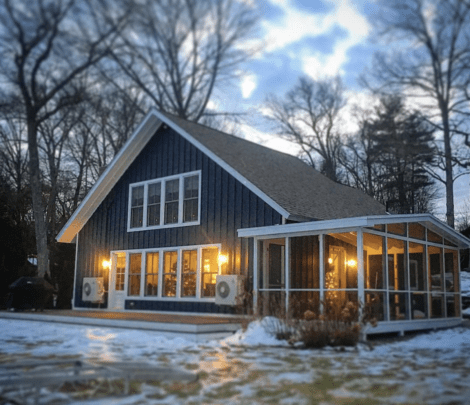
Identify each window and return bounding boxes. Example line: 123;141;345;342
147;182;161;227
115;253;126;291
145;252;159;296
128;253;142;296
128;171;200;230
163;251;178;297
164;179;179;224
182;250;197;297
111;244;221;300
130;186;144;228
201;247;219;297
183;175;199;223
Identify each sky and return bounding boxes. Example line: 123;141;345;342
212;0;469;225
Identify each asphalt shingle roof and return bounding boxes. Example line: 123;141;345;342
163;112;387;221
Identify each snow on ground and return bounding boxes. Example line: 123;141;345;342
1;317;470;404
461;270;470;297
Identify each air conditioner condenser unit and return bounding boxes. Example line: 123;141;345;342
215;275;245;306
82;277;105;303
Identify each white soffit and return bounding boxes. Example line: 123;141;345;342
238;214;470;248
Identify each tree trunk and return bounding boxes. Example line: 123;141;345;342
442;111;455;228
27;116;49;278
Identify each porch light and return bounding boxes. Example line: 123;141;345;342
102;259;111;270
346;259;357;267
218;254;228;267
328;258;333;264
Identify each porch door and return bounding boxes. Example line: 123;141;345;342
109;252;127;310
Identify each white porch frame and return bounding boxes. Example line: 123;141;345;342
239;214;470;334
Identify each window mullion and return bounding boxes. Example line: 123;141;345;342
196;248;201;299
143;184;148;228
161;181;166;226
176;249;182;299
179;175;184;224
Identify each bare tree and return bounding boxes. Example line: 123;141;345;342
265;76;346;182
364;0;470;227
0;0;130;277
0;107;28;194
110;0;259;122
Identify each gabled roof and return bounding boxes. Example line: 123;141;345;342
57;108;386;243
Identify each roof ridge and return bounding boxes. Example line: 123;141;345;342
159;110;310;164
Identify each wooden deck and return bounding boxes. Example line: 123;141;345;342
0;310;244;342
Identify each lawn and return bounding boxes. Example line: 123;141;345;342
1;316;469;404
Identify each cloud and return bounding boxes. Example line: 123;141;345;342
261;0;371;78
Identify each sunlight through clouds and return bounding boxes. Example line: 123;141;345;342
241;74;258;98
260;0;371;78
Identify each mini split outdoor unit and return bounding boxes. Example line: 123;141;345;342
82;277;105;303
215;275;245;306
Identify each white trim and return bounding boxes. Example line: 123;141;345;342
57;108;290;243
109;243;222;302
238;214;470;248
127;170;201;232
72;233;79;310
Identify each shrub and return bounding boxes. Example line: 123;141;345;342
288;300;377;349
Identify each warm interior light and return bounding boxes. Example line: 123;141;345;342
328;258;333;264
218;254;228;267
347;259;357;267
102;260;111;270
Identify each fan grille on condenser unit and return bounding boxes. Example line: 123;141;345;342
217;281;230;298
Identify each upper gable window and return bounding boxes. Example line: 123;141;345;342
128;171;201;231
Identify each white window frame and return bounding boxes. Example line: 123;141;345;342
111;243;221;302
127;170;201;232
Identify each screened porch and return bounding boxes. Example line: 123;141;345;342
238;214;470;335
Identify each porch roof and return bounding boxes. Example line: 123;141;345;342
238;213;470;249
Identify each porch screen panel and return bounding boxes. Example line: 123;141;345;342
387;238;407;291
363;233;386;290
324;232;358;290
128;253;141;296
428;246;444;292
409;242;427;319
130;185;144;228
363;233;386;321
145;252;159;296
444;249;458;292
163;251;177;297
409;243;426;291
182;249;197;297
201;247;218;297
290;236;319;289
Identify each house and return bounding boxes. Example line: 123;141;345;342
57;109;469;334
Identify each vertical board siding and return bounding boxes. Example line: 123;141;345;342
75;126;283;310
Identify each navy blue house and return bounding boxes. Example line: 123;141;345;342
58;109;469;333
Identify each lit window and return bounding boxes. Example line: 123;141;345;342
163;251;178;297
182;250;197;297
145;252;159;296
201;247;218;297
128;253;141;296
